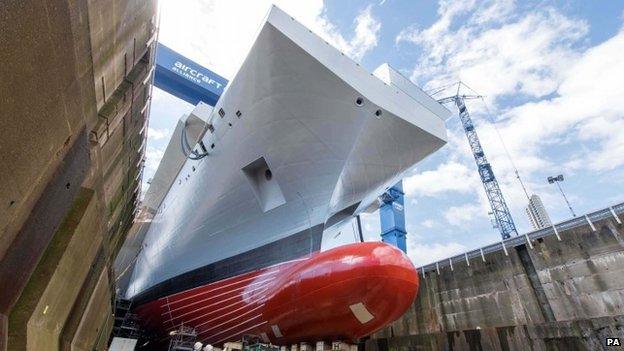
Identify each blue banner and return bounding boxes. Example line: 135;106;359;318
154;44;228;106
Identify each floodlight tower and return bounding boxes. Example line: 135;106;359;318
547;174;576;217
437;84;518;239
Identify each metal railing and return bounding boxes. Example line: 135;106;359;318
418;202;624;275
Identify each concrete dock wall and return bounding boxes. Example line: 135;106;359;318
369;213;624;350
0;0;157;349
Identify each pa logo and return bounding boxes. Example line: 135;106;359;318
606;337;621;347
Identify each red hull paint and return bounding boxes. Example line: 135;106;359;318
134;242;418;346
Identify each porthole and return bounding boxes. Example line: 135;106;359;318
265;169;272;181
375;109;382;117
355;97;364;106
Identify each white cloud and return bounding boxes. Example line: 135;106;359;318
444;202;488;227
158;0;381;79
145;146;164;173
396;1;624;231
576;115;624;171
421;219;436;228
407;241;467;266
148;127;170;141
397;3;588;100
485;28;624;205
345;5;381;61
403;161;480;196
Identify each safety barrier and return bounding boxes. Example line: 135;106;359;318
419;201;624;275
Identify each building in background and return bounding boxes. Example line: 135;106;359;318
525;194;552;230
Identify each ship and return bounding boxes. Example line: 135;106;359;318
123;5;450;347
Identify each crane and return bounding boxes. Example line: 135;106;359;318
437;84;518;239
379;181;407;253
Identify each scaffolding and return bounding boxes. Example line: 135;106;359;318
112;298;141;339
168;325;199;351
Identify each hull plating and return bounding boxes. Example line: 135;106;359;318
126;6;446;299
126;6;447;347
134;242;418;345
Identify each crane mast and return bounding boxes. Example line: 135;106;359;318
438;93;518;239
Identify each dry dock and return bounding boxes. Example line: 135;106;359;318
368;205;624;351
1;1;624;350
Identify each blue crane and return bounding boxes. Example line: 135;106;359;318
379;181;407;253
437;86;518;239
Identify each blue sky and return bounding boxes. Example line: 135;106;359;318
146;0;624;266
